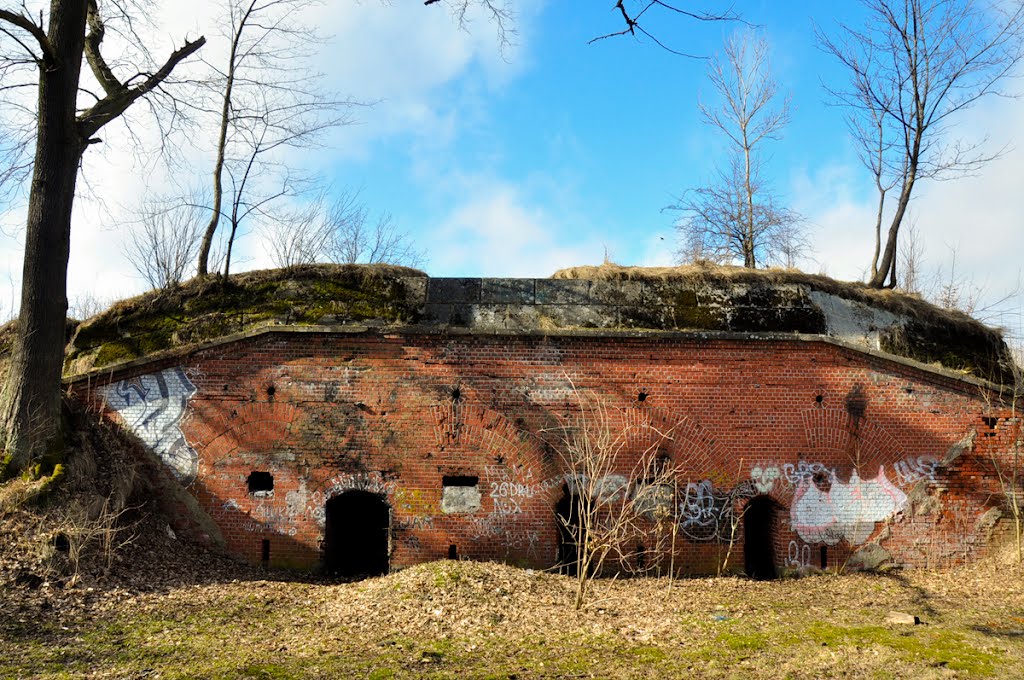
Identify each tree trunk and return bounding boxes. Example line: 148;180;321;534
868;162;917;289
743;141;756;268
0;0;89;478
870;188;885;280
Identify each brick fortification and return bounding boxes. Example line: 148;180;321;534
71;275;1020;575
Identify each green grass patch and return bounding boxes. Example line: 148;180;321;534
805;622;1000;675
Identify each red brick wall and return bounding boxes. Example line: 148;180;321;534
77;332;1019;574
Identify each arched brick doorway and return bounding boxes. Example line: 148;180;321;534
744;495;779;580
324;490;390;578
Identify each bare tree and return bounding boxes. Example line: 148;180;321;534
986;345;1024;563
552;379;682;610
820;0;1024;289
325;193;425;267
897;219;925;294
262;191;426;269
992;414;1023;563
193;0;361;278
0;1;203;479
124;199;206;289
670;155;804;268
68;290;114;321
668;31;803;269
262;196;333;270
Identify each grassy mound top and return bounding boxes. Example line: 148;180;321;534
64;263;426;374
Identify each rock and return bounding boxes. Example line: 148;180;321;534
886;611;920;625
848;542;892;571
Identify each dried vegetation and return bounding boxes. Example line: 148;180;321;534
554;263;1015;384
1;410;1023;678
63;264;426;374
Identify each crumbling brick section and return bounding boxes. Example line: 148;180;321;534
75;331;1017;575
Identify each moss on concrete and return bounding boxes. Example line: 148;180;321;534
65;264;426;373
555;262;1011;383
57;261;1015;387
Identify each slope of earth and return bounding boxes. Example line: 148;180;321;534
2;546;1022;679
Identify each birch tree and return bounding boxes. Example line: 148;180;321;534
670;31;803;269
821;0;1024;289
193;0;359;278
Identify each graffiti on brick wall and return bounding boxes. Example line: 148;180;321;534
787;541;811;569
750;465;781;493
467;513;542;558
789;464;907;545
680;479;757;542
894;455;939;485
100;367;198;484
242;502;299;536
747;457;945;547
485;464;551;516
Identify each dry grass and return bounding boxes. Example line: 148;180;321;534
2;552;1022;679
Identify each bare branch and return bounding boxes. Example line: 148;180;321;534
0;7;52;63
669;30;803;269
589;0;744;55
820;0;1024;288
78;33;206;140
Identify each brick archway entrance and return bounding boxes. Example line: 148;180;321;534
744;496;779;580
324;490;390;578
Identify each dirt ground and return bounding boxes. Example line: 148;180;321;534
2;518;1023;679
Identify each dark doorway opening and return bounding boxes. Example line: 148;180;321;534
324;490;390;578
744;496;778;580
556;485;584;575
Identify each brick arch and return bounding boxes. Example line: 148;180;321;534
429;402;549;483
624;405;725;478
799;407;900;474
188;402;300;460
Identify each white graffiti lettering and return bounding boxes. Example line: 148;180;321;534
791;465;907;546
894;455;939;486
787;540;811;569
100;367;198;484
750;465;781;493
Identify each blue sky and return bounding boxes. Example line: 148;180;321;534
0;1;1021;332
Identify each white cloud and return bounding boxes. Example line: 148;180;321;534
0;1;545;313
427;184;603;277
793;92;1024;329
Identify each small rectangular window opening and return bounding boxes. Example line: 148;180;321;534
820;546;828;570
442;475;479;487
248;471;274;495
261;539;270;566
982;416;999;436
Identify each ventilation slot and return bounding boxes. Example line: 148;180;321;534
443;475;479;487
